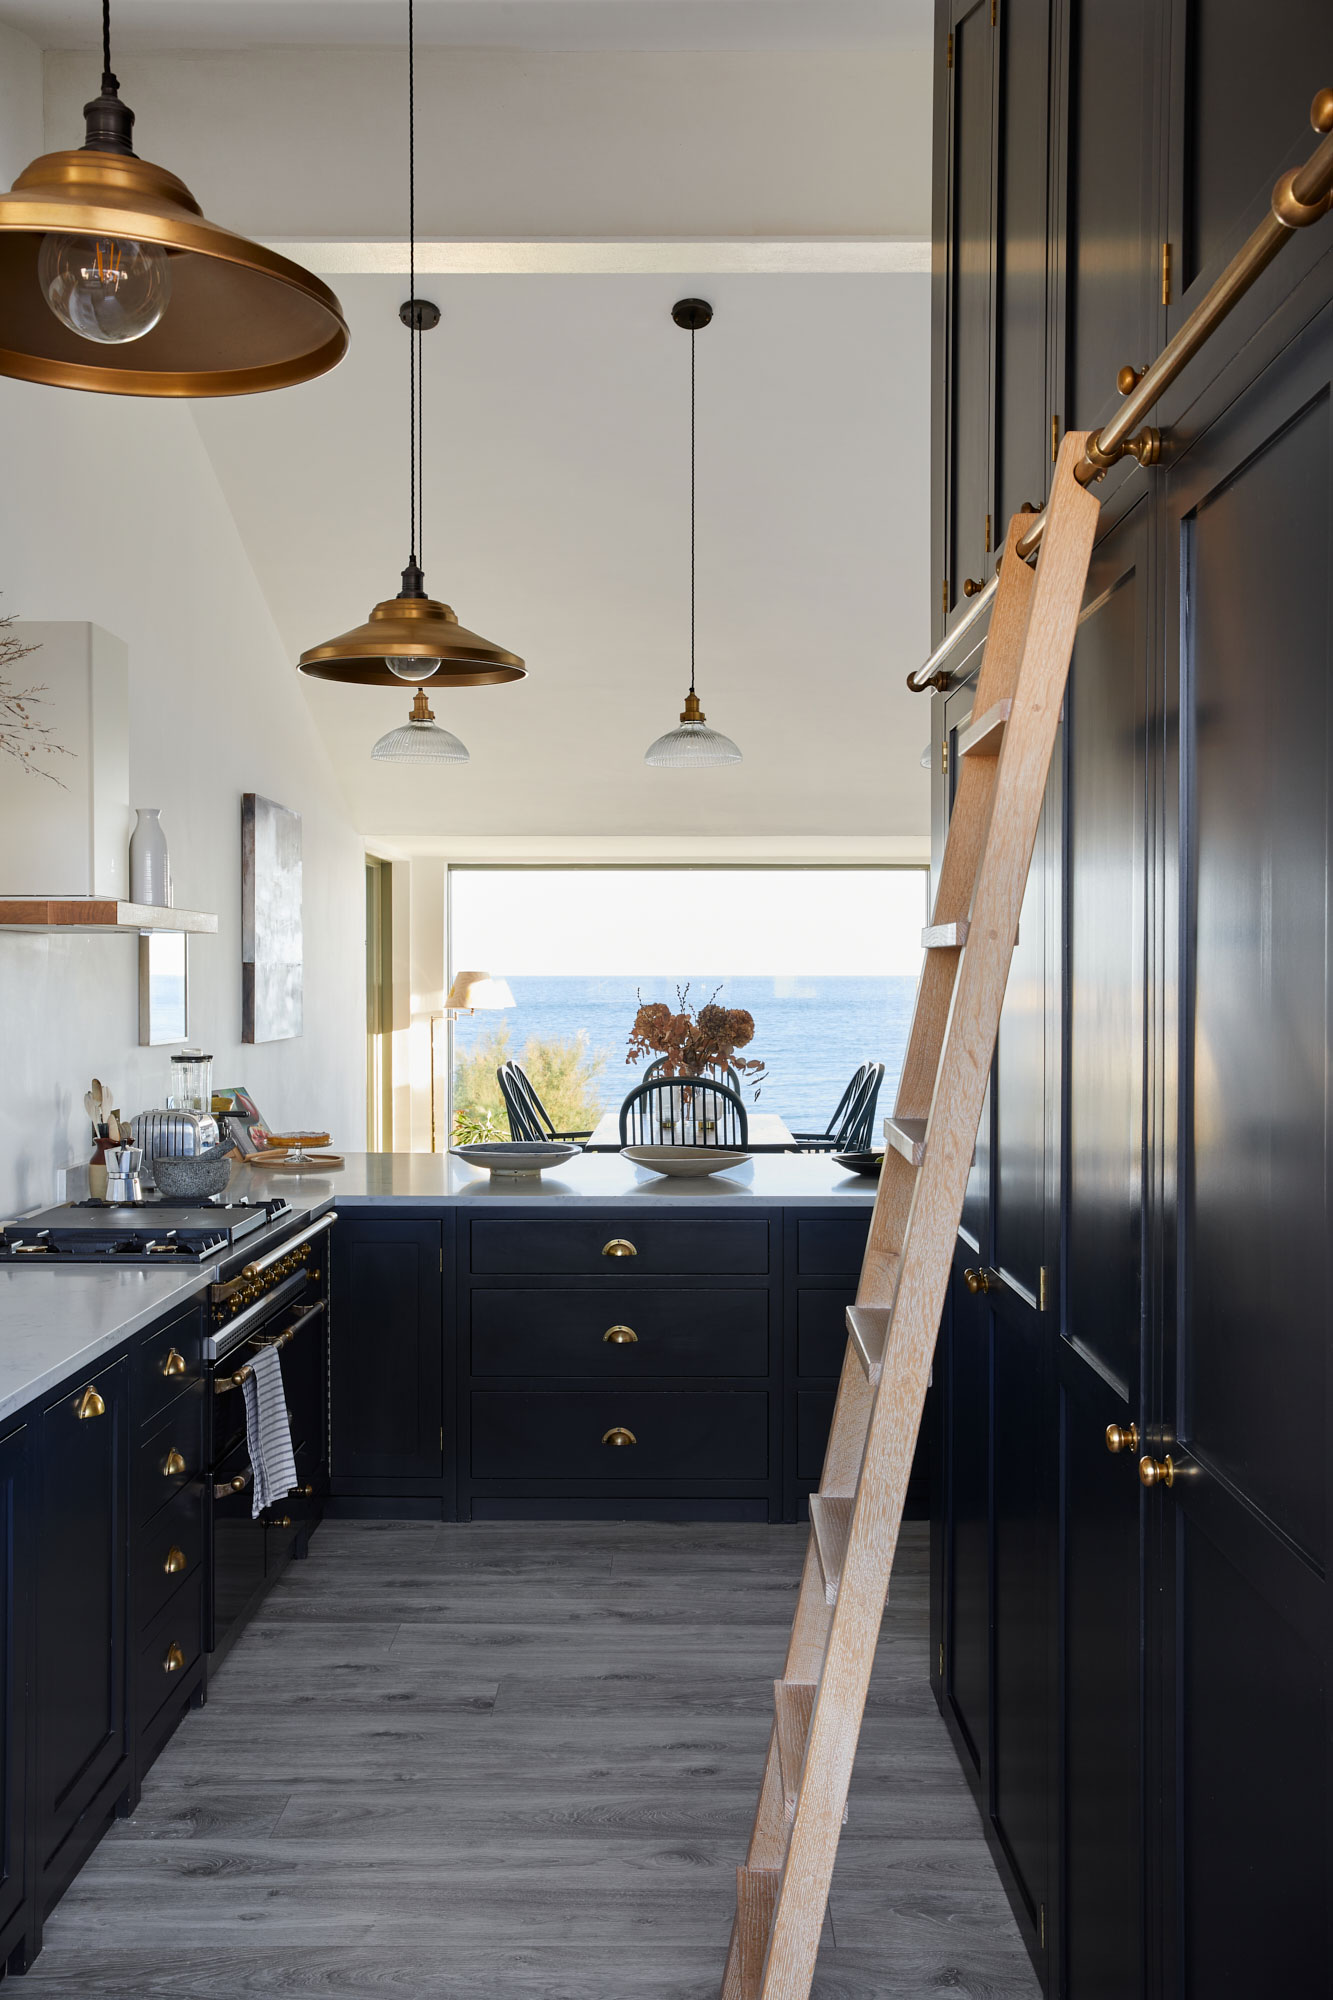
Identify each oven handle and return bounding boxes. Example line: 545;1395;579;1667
214;1300;327;1394
241;1211;336;1281
214;1466;254;1500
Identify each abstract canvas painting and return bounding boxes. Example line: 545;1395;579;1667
241;793;303;1042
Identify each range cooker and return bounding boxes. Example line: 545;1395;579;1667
2;1193;337;1665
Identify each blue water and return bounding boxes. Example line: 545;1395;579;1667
453;974;918;1129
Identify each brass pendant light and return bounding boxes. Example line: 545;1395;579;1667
0;1;347;397
298;0;524;692
644;299;741;768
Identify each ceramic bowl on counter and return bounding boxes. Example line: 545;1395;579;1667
450;1143;582;1179
621;1145;751;1179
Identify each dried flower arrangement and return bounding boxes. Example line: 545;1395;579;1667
0;606;67;784
626;984;765;1095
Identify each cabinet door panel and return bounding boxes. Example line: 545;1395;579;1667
0;1427;27;1945
995;0;1052;533
332;1219;443;1483
945;0;996;618
945;1255;990;1771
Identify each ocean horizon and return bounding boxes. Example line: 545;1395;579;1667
452;973;917;1130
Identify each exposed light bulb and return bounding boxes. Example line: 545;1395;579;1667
386;657;441;681
39;232;171;344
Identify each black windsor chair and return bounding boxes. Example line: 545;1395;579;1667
618;1075;749;1149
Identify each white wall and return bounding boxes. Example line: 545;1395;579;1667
42;44;931;242
0;80;367;1214
0;18;42;187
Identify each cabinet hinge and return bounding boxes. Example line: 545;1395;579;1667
440;1426;444;1450
938;1639;945;1676
1039;1903;1046;1950
941;576;948;618
945;30;953;68
439;1248;444;1273
991;0;997;24
1162;240;1172;306
983;512;991;554
940;739;949;778
1051;413;1060;463
1039;1265;1050;1312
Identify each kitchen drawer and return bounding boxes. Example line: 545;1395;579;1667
137;1571;202;1733
795;1216;870;1277
133;1479;204;1636
134;1383;204;1525
471;1289;770;1378
469;1218;770;1277
135;1306;204;1427
471;1390;769;1481
796;1290;856;1378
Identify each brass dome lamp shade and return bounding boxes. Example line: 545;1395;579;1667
644;298;741;769
298;0;524;693
0;0;347;397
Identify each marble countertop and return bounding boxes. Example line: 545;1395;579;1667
229;1150;879;1209
0;1267;209;1427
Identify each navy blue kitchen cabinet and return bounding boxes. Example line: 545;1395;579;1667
0;1425;31;1976
329;1215;447;1513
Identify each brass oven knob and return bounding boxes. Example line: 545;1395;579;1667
602;1238;637;1259
76;1386;106;1420
163;1643;186;1674
963;1267;994;1295
163;1546;187;1575
161;1348;186;1377
1139;1454;1175;1489
603;1326;638;1344
163;1447;187;1477
1105;1423;1139;1455
601;1427;637;1447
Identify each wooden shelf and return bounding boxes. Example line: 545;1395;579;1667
0;900;217;934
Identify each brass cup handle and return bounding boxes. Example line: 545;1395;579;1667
963;1267;994;1295
963;577;985;598
601;1238;637;1259
1139;1454;1175;1489
161;1347;186;1377
163;1546;187;1575
603;1326;638;1344
163;1643;186;1674
76;1386;106;1420
601;1426;637;1447
163;1448;187;1477
1105;1423;1140;1455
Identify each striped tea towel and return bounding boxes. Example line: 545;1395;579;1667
242;1343;298;1520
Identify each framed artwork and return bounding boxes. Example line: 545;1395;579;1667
138;929;187;1045
241;793;303;1043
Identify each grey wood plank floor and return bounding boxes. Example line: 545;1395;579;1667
24;1521;1040;1998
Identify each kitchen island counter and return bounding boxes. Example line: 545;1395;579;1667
0;1266;208;1425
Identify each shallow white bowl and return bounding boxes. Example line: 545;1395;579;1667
621;1145;751;1179
451;1143;582;1178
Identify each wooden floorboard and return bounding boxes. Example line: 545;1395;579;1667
23;1520;1039;1999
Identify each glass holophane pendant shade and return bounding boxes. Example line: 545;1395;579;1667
0;86;348;395
371;688;469;764
644;689;742;768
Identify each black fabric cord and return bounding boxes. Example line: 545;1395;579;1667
407;0;417;563
102;0;117;90
689;324;696;696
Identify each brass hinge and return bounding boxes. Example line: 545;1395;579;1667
1039;1903;1046;1950
439;1248;444;1272
991;0;997;23
940;739;949;778
941;576;949;618
1051;413;1060;463
946;30;953;68
984;512;991;554
440;1426;444;1450
938;1640;945;1676
1161;240;1172;306
1039;1265;1050;1312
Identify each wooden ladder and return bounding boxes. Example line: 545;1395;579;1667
719;436;1102;2000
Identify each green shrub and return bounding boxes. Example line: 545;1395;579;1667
451;1025;608;1144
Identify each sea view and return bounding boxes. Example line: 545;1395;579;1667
453;973;919;1131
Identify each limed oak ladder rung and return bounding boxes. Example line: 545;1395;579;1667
719;437;1104;2000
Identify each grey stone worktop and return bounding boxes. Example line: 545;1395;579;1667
0;1266;208;1426
233;1149;878;1209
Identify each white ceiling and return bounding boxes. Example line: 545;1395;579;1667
190;271;932;846
0;0;930;53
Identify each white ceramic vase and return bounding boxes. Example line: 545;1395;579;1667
128;807;171;907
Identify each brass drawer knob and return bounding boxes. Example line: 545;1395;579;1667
963;1267;994;1295
163;1643;186;1674
161;1348;186;1377
1139;1454;1175;1489
601;1238;637;1259
163;1447;186;1477
963;576;985;598
1105;1423;1139;1455
601;1426;637;1447
163;1546;187;1575
76;1386;106;1420
603;1325;638;1344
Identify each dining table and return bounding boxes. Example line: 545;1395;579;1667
582;1109;798;1153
